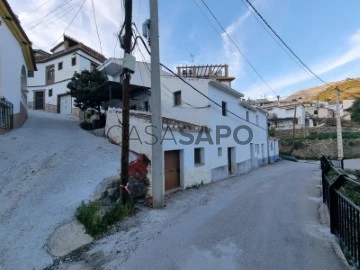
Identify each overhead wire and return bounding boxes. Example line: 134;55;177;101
198;0;278;97
91;0;103;54
46;0;87;49
241;0;329;86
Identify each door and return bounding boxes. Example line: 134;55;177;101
34;91;44;110
228;148;232;174
164;150;180;191
59;95;72;114
250;143;255;167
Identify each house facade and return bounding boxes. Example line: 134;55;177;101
265;103;306;130
27;35;106;117
0;0;36;133
102;59;279;190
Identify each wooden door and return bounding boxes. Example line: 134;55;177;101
34;91;44;110
228;147;232;173
164;150;180;191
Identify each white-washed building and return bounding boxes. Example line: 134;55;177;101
27;35;106;117
0;0;36;133
264;103;306;130
101;59;279;190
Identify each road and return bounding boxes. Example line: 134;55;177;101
55;161;348;270
0;110;120;270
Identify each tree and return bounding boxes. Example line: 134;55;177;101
350;98;360;123
67;69;107;112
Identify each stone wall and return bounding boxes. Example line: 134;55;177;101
274;126;360;139
280;139;360;159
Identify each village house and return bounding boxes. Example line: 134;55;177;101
96;60;279;190
27;35;106;117
0;0;36;134
263;102;307;130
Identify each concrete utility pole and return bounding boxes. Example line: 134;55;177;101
120;0;133;204
150;0;164;208
335;86;344;160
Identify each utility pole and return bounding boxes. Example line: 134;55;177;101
150;0;164;208
120;0;133;204
335;86;344;160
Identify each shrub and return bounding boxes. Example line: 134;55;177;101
76;200;135;237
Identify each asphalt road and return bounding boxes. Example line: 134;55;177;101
56;160;348;270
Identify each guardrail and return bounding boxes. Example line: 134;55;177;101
320;156;360;269
0;97;13;130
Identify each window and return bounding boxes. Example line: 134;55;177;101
90;62;99;71
58;62;63;70
194;148;204;165
48;89;53;97
71;57;76;66
144;101;149;112
314;110;318;115
45;65;55;84
222;101;227;116
256;115;259;125
174;91;181;106
28;71;34;78
218;147;222;157
246;111;249;121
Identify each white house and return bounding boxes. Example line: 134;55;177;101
101;59;279;190
27;35;106;117
264;103;306;130
0;0;36;134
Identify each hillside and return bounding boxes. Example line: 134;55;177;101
286;77;360;102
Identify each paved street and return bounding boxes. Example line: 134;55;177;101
56;161;348;270
0;110;120;270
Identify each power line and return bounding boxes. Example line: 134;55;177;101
239;0;316;80
27;0;84;34
199;0;277;96
46;0;87;49
91;0;103;54
27;0;54;15
192;0;266;95
241;0;328;86
24;0;75;29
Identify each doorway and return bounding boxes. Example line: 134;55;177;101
34;91;44;110
228;147;236;174
164;150;180;191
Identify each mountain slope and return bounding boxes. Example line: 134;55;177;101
286;78;360;102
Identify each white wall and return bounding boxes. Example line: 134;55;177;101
28;50;103;108
0;16;27;114
105;108;212;188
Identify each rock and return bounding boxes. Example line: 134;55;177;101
106;187;117;197
48;220;93;257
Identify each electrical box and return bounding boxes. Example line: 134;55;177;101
123;53;136;74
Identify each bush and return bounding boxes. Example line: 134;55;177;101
76;200;135;237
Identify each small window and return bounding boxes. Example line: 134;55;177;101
174;91;181;106
28;71;34;78
218;147;222;157
48;89;53;97
194;148;204;165
58;62;63;70
314;110;318;115
71;57;76;66
144;101;149;111
246;111;249;121
256;115;259;125
222;101;227;116
46;64;55;84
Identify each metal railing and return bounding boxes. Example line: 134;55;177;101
321;156;360;268
0;97;13;130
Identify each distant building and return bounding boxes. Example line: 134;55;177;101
263;103;307;130
0;0;37;134
27;35;106;117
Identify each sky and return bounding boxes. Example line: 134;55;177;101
8;0;360;100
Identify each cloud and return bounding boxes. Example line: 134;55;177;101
243;28;360;98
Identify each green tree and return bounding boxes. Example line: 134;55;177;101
350;98;360;123
67;69;107;112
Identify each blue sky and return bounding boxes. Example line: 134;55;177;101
9;0;360;99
